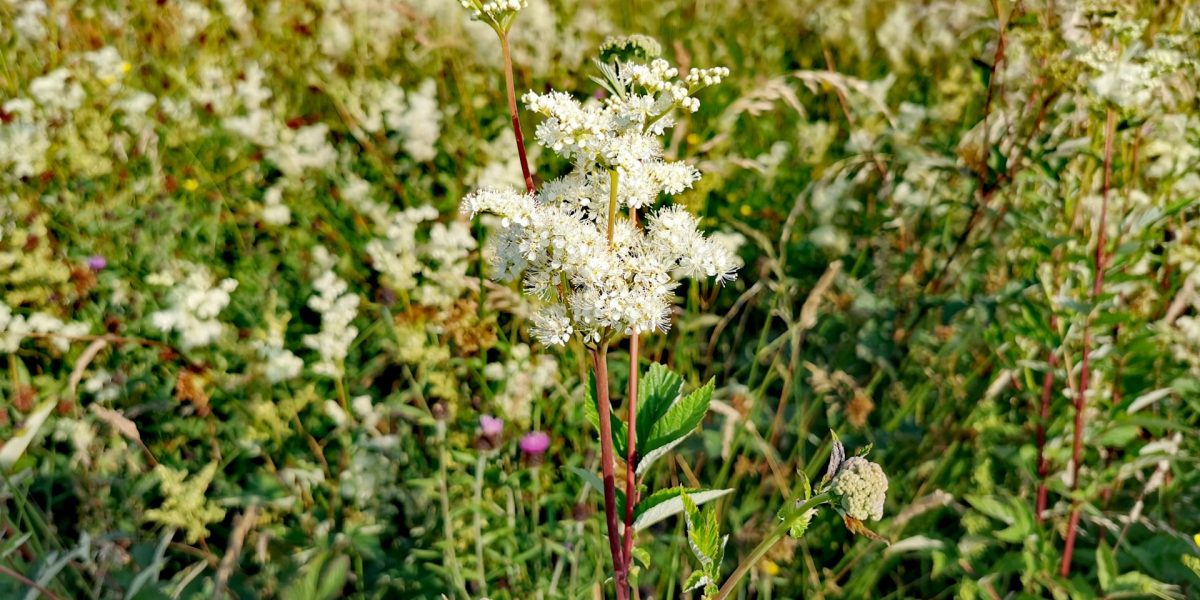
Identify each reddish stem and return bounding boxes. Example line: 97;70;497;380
1035;343;1058;522
1060;107;1117;578
591;345;629;599
499;33;536;195
622;332;639;576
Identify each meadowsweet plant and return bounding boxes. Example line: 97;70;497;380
458;6;882;596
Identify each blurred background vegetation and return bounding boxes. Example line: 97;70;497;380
1;0;1198;598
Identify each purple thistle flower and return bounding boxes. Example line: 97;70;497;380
86;255;107;271
480;415;504;437
519;431;551;456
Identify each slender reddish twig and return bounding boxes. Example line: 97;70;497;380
622;331;639;578
498;33;536;195
1035;330;1058;522
0;564;65;600
1060;107;1117;577
591;344;629;600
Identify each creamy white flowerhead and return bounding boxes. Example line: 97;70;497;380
831;457;889;521
149;267;238;350
462;49;735;347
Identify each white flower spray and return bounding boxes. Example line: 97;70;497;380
458;16;735;596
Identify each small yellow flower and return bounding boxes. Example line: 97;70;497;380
739;204;752;217
761;559;780;576
686;133;701;145
121;62;132;73
183;179;199;192
1194;532;1200;546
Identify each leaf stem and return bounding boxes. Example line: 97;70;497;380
498;32;536;195
1060;106;1117;577
622;322;640;576
474;452;489;596
437;421;470;599
591;343;629;600
714;493;831;600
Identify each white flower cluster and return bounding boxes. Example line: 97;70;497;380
483;343;558;423
11;0;49;42
1075;15;1191;113
462;51;736;346
0;300;90;353
261;182;292;226
830;456;889;521
302;269;359;378
365;205;476;308
150;268;239;350
0;45;151;181
221;63;337;177
388;79;443;163
459;0;526;25
253;317;304;384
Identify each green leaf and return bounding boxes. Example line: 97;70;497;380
680;490;722;569
683;570;710;592
315;555;350;600
644;378;714;455
635;434;688;476
1181;555;1200;579
1111;571;1183;599
0;400;55;470
636;487;732;532
566;466;626;516
964;494;1015;524
566;466;605;498
1097;540;1117;592
632;547;651;569
636;363;684;446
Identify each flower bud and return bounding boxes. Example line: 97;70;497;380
830;457;888;522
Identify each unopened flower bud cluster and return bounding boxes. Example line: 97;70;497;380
830;456;889;522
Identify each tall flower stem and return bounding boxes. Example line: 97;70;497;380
714;493;831;600
437;421;470;599
473;453;489;596
1060;107;1117;577
591;342;629;600
622;315;640;574
1035;350;1058;522
498;32;536;194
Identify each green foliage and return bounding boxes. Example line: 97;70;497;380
681;491;726;598
2;0;1200;598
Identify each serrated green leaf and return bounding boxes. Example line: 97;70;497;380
635;434;688;476
684;570;709;592
636;487;731;532
636;363;684;449
645;378;714;455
